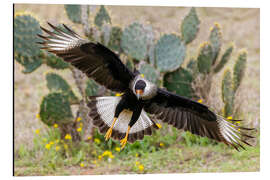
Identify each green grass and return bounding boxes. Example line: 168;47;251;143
14;125;260;176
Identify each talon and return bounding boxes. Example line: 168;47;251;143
105;128;113;141
120;137;128;149
104;117;117;141
120;126;131;150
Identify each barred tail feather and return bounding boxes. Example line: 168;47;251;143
87;96;158;143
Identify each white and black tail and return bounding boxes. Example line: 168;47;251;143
87;96;158;143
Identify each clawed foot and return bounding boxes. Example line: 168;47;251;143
105;128;113;141
120;137;128;149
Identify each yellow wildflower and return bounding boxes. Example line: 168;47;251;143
138;164;144;171
115;93;124;96
197;99;203;103
55;146;60;151
35;129;40;135
115;147;121;152
77;127;82;132
87;136;92;140
65;134;72;140
156;123;162;129
53;123;58;128
135;153;139;157
45;143;51;150
159;142;164;147
227;116;233;120
135;161;140;166
80;122;83;127
55;139;60;144
76;117;82;122
64;144;68;149
94;138;100;144
92;160;97;164
80;163;84;167
49;141;54;145
36;114;40;119
109;154;115;159
98;155;102;160
140;74;144;78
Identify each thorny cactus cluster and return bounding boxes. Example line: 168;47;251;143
14;6;247;143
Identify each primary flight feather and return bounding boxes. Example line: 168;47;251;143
38;23;254;150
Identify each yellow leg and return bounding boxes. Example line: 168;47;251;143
105;117;117;141
120;126;130;149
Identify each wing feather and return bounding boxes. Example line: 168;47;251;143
144;88;255;150
38;23;135;92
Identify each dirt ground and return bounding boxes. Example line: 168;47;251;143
14;4;259;151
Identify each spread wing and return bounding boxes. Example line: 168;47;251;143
144;88;254;151
37;23;135;92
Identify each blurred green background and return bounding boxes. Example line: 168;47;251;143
14;4;259;175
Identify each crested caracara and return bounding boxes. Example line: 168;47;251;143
37;23;254;150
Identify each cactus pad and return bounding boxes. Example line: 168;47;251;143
94;5;111;28
181;7;200;44
45;53;70;69
209;23;222;64
64;4;88;24
164;67;194;98
39;92;73;126
139;63;159;84
108;26;122;52
214;45;233;73
46;73;78;104
121;22;152;61
222;70;234;103
100;23;111;46
197;42;213;74
85;79;99;97
233;50;247;92
14;14;43;73
155;34;186;72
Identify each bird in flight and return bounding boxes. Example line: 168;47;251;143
38;23;254;150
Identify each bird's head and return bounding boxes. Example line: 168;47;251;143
134;80;146;99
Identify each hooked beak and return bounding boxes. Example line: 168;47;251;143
135;89;143;99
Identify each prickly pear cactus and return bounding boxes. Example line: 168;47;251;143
94;5;111;28
214;44;233;73
209;23;222;64
64;4;88;24
181;7;200;44
45;53;70;69
46;73;79;104
222;70;234;117
197;42;213;74
125;58;134;71
85;79;99;97
39;92;73;126
164;67;194;98
14;13;43;73
121;22;153;61
108;26;122;52
155;34;186;72
233;50;247;92
100;23;111;46
139;63;159;84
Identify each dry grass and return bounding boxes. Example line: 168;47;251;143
14;4;260;175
